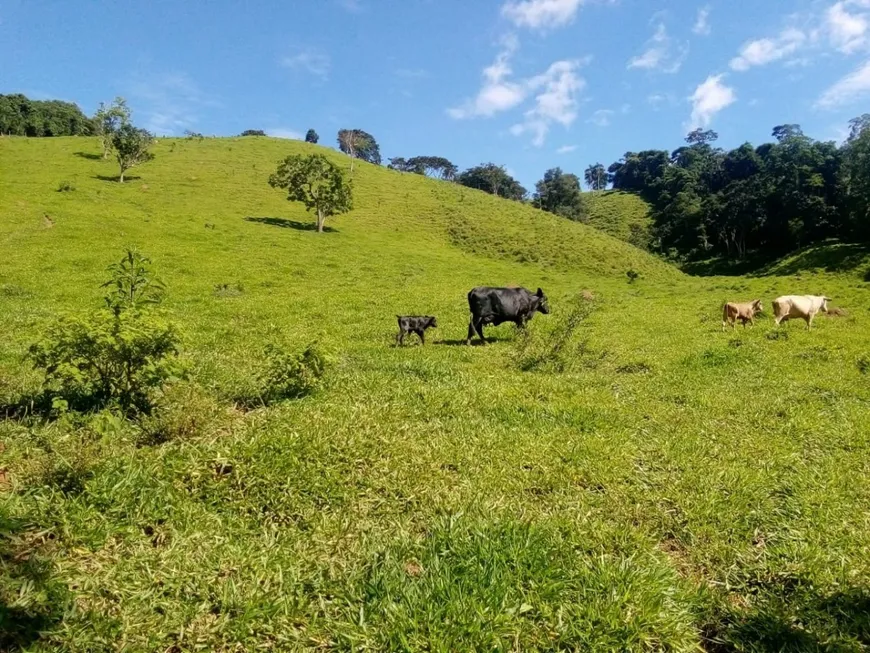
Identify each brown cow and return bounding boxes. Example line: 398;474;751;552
722;299;763;330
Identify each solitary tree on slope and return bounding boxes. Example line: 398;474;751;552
112;123;155;183
268;153;353;233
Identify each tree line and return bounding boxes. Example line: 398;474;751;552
606;120;870;260
0;93;94;136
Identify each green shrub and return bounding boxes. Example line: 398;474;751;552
258;342;330;403
56;180;75;192
29;309;183;414
28;249;181;414
513;295;594;373
858;355;870;375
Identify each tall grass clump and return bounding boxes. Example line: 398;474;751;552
513;294;594;372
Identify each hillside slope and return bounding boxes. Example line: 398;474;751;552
2;136;870;652
583;189;653;248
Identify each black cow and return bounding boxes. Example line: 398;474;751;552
466;286;550;345
396;315;438;345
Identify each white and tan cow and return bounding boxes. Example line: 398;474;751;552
722;299;763;330
772;295;830;329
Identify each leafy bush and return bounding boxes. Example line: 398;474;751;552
257;342;331;403
56;180;75;192
858;355;869;375
28;249;182;414
626;269;640;284
29;309;183;414
513;295;594;373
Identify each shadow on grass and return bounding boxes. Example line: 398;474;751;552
73;151;102;161
683;242;870;278
760;242;870;276
244;216;338;233
0;516;68;651
94;174;141;183
437;336;514;347
704;588;870;652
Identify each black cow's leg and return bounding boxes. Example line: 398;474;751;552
417;329;425;345
397;330;405;346
466;319;476;345
474;319;486;344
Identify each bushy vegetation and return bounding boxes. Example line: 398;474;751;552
28;249;182;414
0;93;93;136
606;119;870;262
1;136;869;651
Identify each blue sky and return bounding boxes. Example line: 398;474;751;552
3;0;870;189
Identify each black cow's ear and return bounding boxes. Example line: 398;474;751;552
536;288;544;297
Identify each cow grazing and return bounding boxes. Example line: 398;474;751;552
722;299;763;330
396;315;437;345
772;295;830;329
466;286;550;345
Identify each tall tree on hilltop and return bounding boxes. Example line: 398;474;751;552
533;168;586;221
772;124;804;143
685;128;719;145
268;153;353;233
584;163;608;190
305;129;319;144
389;155;457;180
457;163;527;201
337;129;381;170
94;97;131;158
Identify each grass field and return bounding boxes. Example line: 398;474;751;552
583;190;652;249
2;136;870;651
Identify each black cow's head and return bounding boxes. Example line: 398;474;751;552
535;288;550;314
428;316;438;328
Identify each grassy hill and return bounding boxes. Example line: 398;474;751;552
583;189;653;248
2;136;870;651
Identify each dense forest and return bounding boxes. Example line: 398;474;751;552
607;119;870;261
0;94;94;137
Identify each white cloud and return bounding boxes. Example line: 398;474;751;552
501;0;583;29
448;37;526;119
693;5;711;36
267;128;303;139
730;28;806;70
449;37;586;145
587;108;614;126
281;49;331;78
510;59;585;146
826;1;868;53
556;144;577;153
688;74;736;128
628;23;688;73
816;59;870;107
130;72;219;135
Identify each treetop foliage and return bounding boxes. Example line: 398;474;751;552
0;93;94;136
240;129;266;136
337;129;381;165
532;168;586;222
607;118;870;260
388;155;458;180
457;163;527;201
